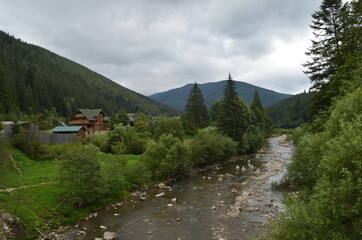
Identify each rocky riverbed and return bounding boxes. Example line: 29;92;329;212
51;135;293;240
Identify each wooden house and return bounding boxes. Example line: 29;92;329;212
52;126;86;138
69;109;109;134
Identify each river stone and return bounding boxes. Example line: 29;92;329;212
171;198;177;203
242;191;249;197
167;204;174;207
156;192;165;197
100;225;107;229
235;165;240;171
212;206;216;210
157;183;168;189
103;231;116;239
241;166;247;172
95;238;102;240
246;207;254;212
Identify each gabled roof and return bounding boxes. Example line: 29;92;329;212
78;109;103;120
52;126;84;132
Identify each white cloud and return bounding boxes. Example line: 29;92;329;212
0;0;321;95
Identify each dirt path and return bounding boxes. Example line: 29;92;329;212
212;135;293;239
0;182;56;193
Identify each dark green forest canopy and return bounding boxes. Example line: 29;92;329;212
0;31;180;120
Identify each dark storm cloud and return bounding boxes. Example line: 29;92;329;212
0;0;321;95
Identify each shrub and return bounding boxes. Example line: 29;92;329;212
141;134;189;180
58;145;101;207
189;131;237;167
152;115;184;140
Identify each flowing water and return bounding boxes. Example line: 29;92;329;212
58;135;293;240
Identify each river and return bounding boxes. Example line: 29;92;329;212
56;135;293;240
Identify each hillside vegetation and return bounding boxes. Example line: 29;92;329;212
0;31;179;120
266;92;313;128
149;80;290;111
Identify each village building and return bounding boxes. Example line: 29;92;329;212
52;126;86;138
69;108;109;134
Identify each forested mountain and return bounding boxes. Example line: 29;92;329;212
149;80;291;111
266;92;314;128
0;31;179;120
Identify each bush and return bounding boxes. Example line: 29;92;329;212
190;131;237;167
152;115;184;140
102;155;126;198
141;134;189;180
124;158;151;189
58;145;101;207
239;126;266;154
107;124;146;155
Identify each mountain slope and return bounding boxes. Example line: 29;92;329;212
0;31;179;118
266;92;314;128
149;81;291;111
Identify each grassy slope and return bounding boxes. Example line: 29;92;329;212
0;147;139;238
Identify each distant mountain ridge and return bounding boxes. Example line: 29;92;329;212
149;80;291;111
0;31;180;118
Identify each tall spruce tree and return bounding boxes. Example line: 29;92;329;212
218;74;250;141
250;90;270;131
183;82;209;133
303;0;348;115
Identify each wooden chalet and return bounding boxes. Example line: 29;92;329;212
69;109;109;133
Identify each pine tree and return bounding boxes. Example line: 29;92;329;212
218;74;250;141
250;90;271;131
303;0;348;115
183;83;209;133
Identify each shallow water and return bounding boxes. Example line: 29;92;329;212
59;136;293;240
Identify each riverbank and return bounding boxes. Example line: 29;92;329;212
51;135;292;240
213;134;293;239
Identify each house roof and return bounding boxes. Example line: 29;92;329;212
78;108;103;121
52;126;84;132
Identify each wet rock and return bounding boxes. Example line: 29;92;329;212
156;192;165;197
103;231;117;239
158;183;168;189
177;218;181;221
246;207;254;212
212;206;216;210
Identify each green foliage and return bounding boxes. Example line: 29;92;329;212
102;154;125;198
261;88;362;239
58;145;101;207
0;31;180;119
107;124;146;155
239;126;266;154
267;92;313;128
189;131;237;167
109;109;130;130
124;156;151;189
217;74;251;142
152;115;184;140
141;134;189;180
209;99;222;124
10;123;45;159
183;82;209;134
250;91;272;132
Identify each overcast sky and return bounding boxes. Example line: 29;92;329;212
0;0;321;96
